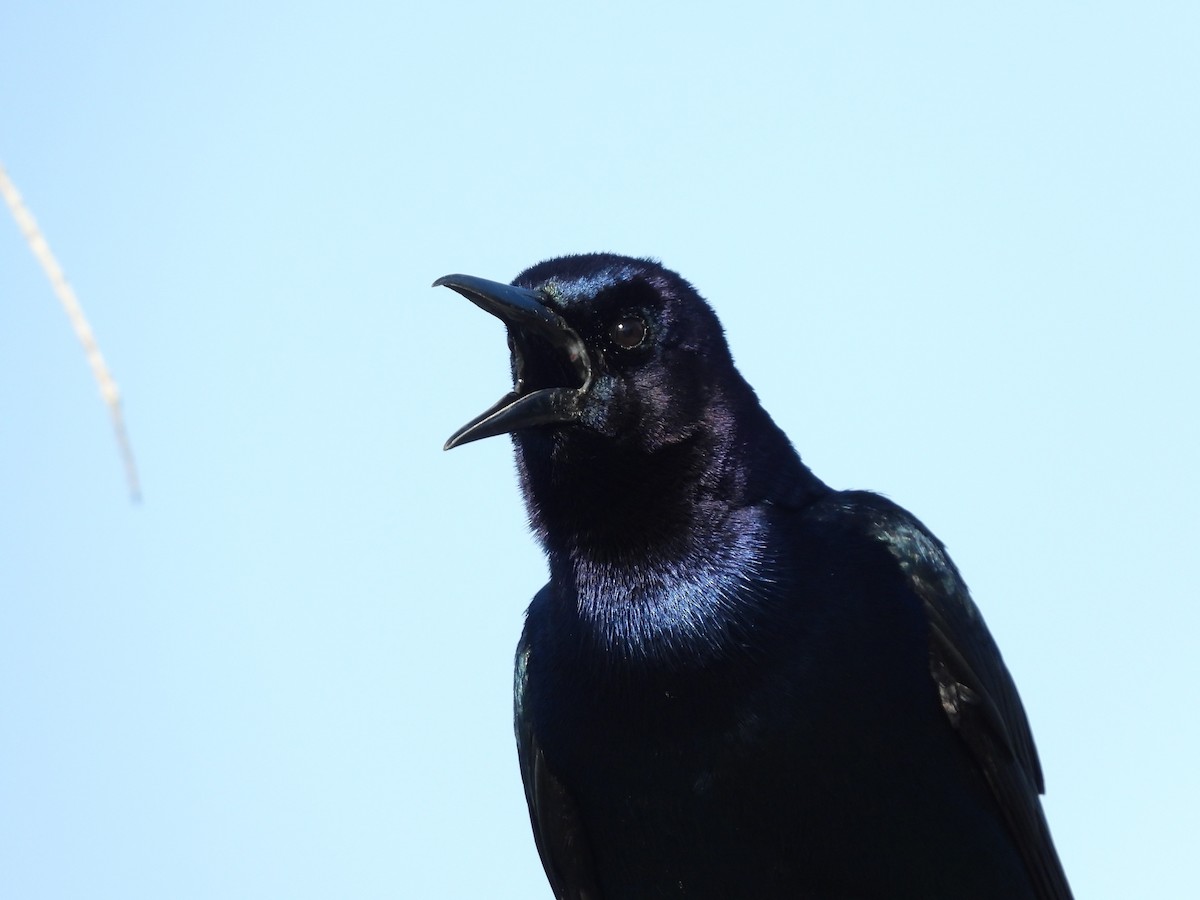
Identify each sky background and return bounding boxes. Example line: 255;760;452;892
1;3;1197;898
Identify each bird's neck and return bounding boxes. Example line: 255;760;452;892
516;386;827;668
517;379;823;552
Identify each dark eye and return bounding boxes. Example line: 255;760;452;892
610;313;647;349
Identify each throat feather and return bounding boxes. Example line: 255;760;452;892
560;510;774;668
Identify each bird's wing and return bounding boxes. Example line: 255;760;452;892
515;622;602;900
859;493;1073;900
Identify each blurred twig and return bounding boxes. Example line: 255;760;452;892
1;161;141;501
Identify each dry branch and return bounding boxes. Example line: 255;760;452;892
1;161;141;500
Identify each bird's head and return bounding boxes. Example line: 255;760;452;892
437;253;735;454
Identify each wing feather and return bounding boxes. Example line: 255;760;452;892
515;625;602;900
858;493;1073;900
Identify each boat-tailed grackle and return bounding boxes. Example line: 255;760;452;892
437;254;1073;899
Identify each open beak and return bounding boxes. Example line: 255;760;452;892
434;274;593;450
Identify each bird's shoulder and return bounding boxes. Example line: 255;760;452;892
797;490;1072;900
514;612;601;900
800;490;1043;782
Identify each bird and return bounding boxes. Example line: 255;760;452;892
435;254;1073;899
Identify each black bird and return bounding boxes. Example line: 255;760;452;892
436;254;1072;899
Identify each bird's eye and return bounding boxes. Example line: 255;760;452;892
610;313;647;349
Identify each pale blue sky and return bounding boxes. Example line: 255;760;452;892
2;3;1197;898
